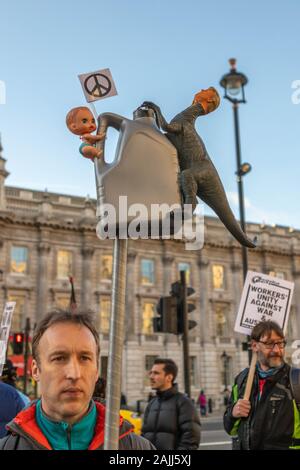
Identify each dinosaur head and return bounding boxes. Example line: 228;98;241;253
192;87;220;114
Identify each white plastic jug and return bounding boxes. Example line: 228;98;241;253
94;107;181;237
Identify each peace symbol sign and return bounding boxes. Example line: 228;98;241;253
84;73;112;98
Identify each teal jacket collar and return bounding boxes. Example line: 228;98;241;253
36;399;97;450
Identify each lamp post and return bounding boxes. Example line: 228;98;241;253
220;58;252;362
221;351;229;388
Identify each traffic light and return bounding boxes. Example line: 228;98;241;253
12;332;24;355
171;281;197;335
153;296;178;334
153;298;164;332
154;280;197;335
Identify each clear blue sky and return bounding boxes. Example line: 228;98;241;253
1;0;300;228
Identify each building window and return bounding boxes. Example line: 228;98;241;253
101;255;112;281
215;304;228;337
269;271;286;280
144;355;159;386
190;356;197;387
178;262;191;284
57;250;73;279
7;294;26;331
212;265;225;290
100;297;111;334
10;246;28;275
55;296;70;309
142;303;156;335
141;259;155;285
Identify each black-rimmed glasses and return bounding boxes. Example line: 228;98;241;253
258;340;286;350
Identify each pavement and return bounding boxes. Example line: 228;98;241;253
199;410;232;450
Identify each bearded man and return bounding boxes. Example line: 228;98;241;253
224;320;300;450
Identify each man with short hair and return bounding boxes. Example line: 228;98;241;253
224;320;300;450
142;358;201;450
0;309;154;450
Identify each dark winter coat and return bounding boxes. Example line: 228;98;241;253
142;385;201;450
0;382;25;438
224;363;300;450
0;401;155;450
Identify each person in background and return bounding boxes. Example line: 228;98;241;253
198;390;207;417
1;360;30;407
142;358;201;450
93;377;106;404
0;381;26;438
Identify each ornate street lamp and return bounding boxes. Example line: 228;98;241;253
220;58;248;104
220;59;252;362
220;59;251;281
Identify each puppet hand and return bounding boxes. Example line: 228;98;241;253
142;101;160;112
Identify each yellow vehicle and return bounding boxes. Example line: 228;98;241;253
120;409;142;435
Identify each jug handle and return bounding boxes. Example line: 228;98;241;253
94;112;125;174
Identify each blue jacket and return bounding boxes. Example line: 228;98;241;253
0;382;25;438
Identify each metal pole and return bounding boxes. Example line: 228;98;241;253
232;103;251;363
180;270;191;397
23;317;30;394
104;238;128;450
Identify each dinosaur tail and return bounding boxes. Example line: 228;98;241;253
197;166;256;248
211;198;256;248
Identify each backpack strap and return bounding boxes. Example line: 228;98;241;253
290;367;300;409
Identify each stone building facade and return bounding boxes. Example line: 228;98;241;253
1;149;300;409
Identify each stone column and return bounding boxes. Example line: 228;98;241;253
0;141;9;211
198;251;211;344
260;231;273;273
291;238;300;337
125;251;137;338
162;255;174;295
230;244;249;370
0;236;4;312
81;246;94;310
292;272;300;338
230;244;244;332
36;242;51;321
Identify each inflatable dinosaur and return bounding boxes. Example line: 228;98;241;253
142;88;256;248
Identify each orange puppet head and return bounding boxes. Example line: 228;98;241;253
192;87;220;114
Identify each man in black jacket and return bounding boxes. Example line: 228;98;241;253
224;320;300;450
142;358;201;450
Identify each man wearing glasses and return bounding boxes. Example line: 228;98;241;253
224;320;300;450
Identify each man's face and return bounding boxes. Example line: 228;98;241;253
70;109;96;135
149;364;173;392
32;322;99;424
252;330;286;369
